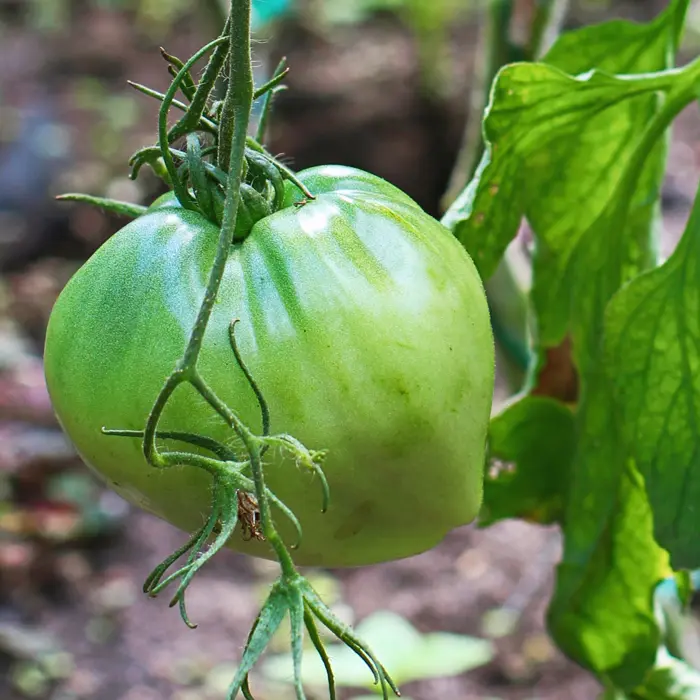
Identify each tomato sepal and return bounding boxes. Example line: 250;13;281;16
55;193;148;219
228;574;400;700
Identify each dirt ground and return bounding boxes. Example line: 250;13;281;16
1;3;699;700
10;513;601;700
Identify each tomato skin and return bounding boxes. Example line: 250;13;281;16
44;166;494;567
149;191;181;209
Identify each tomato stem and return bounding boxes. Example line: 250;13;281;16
145;0;255;465
168;17;231;144
189;371;299;577
255;57;288;143
217;1;253;172
138;0;316;592
126;81;219;134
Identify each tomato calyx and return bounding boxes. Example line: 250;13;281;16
127;48;315;239
134;49;315;238
57;51;315;241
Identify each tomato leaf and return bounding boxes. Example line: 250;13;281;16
532;0;688;368
548;373;669;690
529;5;692;688
442;0;686;353
604;181;700;570
543;0;688;73
443;66;662;280
601;650;700;699
480;397;575;527
446;3;690;690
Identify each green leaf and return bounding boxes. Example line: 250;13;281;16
528;0;689;345
440;3;698;694
442;0;686;360
545;76;698;680
480;396;575;526
531;0;688;365
227;583;290;698
602;650;700;699
261;611;493;689
548;372;668;690
604;180;700;570
544;1;688;73
536;5;699;686
56;193;148;219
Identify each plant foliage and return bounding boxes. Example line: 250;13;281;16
443;1;700;695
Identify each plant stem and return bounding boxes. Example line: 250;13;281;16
189;373;298;577
527;0;569;58
218;5;253;171
249;443;298;578
169;18;232;143
141;0;304;581
441;0;567;211
441;0;510;211
158;38;227;210
127;81;218;133
143;0;253;465
187;0;252;366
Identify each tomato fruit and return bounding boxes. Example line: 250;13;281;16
44;166;494;567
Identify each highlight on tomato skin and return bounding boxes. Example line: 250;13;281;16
44;165;495;568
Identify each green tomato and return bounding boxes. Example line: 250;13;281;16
44;166;494;567
149;191;181;210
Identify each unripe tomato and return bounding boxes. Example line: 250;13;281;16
44;166;494;567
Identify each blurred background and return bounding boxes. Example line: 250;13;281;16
2;1;700;699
